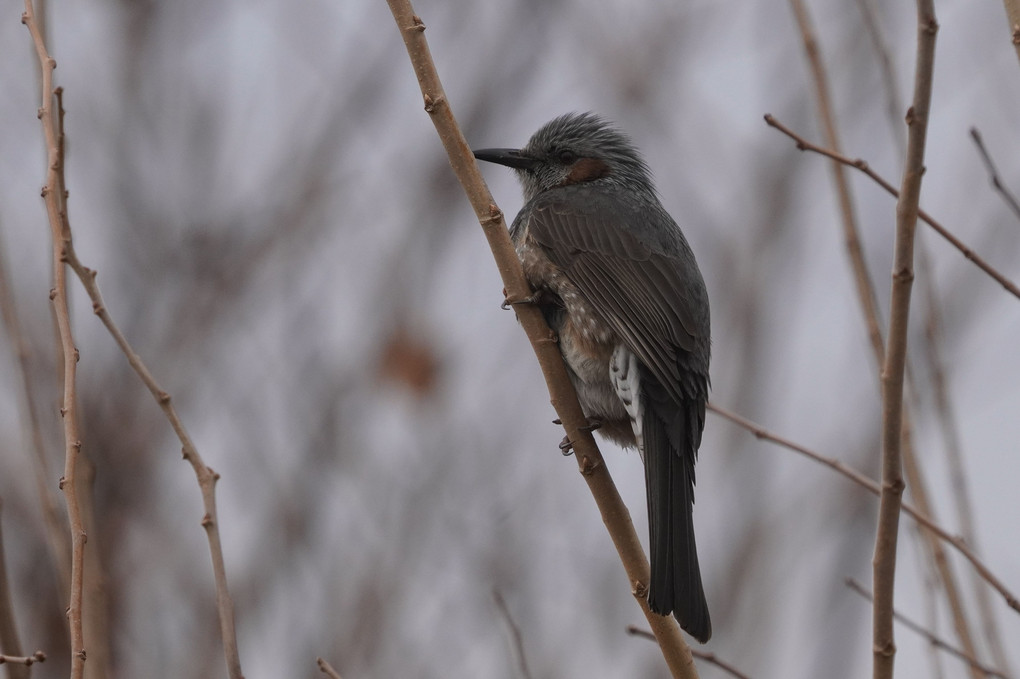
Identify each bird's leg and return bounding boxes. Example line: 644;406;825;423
557;419;601;455
501;287;543;310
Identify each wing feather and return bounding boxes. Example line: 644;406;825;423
525;188;708;404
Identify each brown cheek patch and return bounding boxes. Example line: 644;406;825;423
562;158;610;185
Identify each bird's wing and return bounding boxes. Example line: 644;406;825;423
526;189;707;404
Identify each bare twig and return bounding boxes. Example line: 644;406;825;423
21;3;86;676
707;403;1020;615
23;5;243;678
781;6;984;670
383;2;698;676
873;6;938;677
316;657;343;679
846;578;1012;679
626;626;751;679
764;114;1020;302
0;652;46;667
493;590;534;679
970;127;1020;222
51;89;113;679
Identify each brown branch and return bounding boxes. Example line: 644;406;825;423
846;578;1012;679
316;657;343;679
0;652;47;667
784;6;985;671
706;403;1020;615
626;626;751;679
764;114;1020;302
873;6;937;677
23;5;243;678
383;2;698;676
52;89;113;679
970;127;1020;222
21;3;86;677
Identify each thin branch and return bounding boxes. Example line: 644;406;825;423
383;2;698;676
316;657;343;679
626;626;751;679
23;5;243;678
0;652;47;667
782;7;984;670
21;3;86;677
53;88;113;679
706;403;1020;615
874;6;937;677
969;127;1020;222
846;578;1012;679
764;114;1020;301
493;590;534;679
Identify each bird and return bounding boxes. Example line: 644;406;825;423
473;112;712;643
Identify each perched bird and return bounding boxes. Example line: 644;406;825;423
474;113;712;642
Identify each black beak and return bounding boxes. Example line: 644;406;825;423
473;148;539;171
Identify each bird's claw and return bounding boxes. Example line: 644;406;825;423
558;435;574;456
501;289;541;310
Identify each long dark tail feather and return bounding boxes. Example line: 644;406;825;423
641;368;711;643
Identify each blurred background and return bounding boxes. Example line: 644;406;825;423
1;0;1019;677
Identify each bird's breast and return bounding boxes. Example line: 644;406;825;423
516;237;632;443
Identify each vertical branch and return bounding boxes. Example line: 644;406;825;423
22;4;244;679
382;1;699;676
857;4;994;669
873;4;937;679
20;2;87;677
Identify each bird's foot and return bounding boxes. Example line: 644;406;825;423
501;288;542;310
556;419;600;455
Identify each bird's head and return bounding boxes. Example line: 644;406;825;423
474;112;655;202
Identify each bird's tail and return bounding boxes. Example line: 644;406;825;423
641;367;711;643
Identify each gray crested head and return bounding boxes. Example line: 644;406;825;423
474;113;657;202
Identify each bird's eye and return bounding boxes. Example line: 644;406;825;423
557;149;578;164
